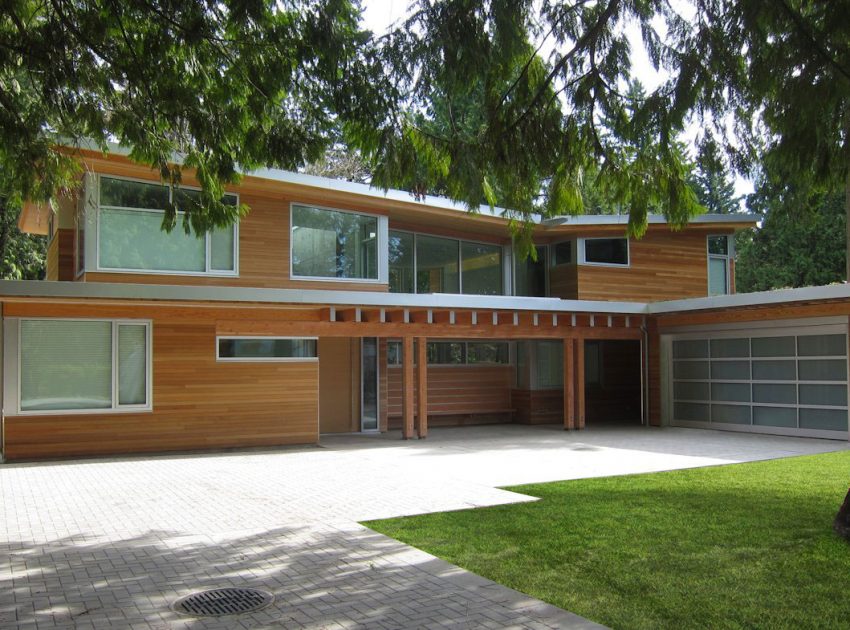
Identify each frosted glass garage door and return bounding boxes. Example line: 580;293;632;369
671;332;848;436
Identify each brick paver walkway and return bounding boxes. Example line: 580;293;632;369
1;425;847;629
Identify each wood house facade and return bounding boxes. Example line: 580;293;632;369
3;146;847;461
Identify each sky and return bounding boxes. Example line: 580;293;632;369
359;1;754;200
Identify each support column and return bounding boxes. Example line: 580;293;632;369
402;336;414;439
416;336;428;439
575;338;586;429
563;337;575;430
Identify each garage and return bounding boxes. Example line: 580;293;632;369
662;319;849;439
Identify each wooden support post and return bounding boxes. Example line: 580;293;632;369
402;336;415;439
416;336;428;439
575;338;586;429
563;337;575;430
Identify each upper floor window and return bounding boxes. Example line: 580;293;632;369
580;237;629;266
389;230;503;295
291;204;382;281
515;245;548;297
97;177;237;276
708;235;732;295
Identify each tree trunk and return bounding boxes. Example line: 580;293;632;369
846;172;850;281
834;487;850;540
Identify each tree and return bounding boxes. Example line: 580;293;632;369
358;2;705;241
0;200;46;280
736;186;845;292
688;146;741;215
0;0;388;233
303;144;372;184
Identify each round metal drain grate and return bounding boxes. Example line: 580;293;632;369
172;588;274;617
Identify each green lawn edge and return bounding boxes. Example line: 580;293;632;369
365;452;850;630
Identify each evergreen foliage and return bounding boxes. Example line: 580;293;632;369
736;185;846;293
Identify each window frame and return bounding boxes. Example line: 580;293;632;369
707;234;733;296
512;243;550;297
12;317;153;416
94;174;239;278
578;237;630;267
215;336;319;363
386;339;511;367
289;201;387;284
388;228;506;295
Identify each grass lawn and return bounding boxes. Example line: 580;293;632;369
365;451;850;629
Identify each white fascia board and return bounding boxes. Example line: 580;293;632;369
0;280;647;315
649;283;850;314
542;213;760;227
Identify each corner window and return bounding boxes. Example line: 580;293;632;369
97;176;238;275
18;319;151;413
515;245;548;297
580;237;629;266
291;204;381;281
708;235;732;295
217;337;318;361
551;241;573;266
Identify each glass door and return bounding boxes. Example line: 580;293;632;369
361;338;379;431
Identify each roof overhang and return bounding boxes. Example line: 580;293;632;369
17;201;50;236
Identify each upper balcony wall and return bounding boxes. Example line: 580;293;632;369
571;228;733;302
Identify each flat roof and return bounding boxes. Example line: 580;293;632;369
1;280;848;318
68;140;759;230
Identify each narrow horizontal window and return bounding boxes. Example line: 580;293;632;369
581;237;629;265
387;340;511;366
291;204;378;280
467;342;510;364
217;337;317;361
19;319;150;413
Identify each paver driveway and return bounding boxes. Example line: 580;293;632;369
1;424;847;629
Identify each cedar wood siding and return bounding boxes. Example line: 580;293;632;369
386;363;514;426
2;301;319;460
45;228;75;281
574;228;725;302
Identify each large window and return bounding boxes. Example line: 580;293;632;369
708;235;732;295
217;337;318;361
291;204;379;280
18;319;151;413
580;237;629;266
416;235;460;293
389;230;504;295
97;177;238;275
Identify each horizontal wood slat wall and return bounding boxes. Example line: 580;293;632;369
512;389;564;424
45;236;58;281
576;229;722;302
549;265;578;300
46;229;75;281
2;303;319;460
386;365;513;421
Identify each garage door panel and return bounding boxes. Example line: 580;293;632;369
670;329;849;439
753;406;797;428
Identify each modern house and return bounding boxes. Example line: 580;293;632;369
1;145;848;461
